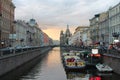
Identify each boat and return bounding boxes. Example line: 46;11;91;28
96;63;113;72
61;52;74;62
63;55;86;70
85;49;102;67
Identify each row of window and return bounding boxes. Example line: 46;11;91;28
109;3;120;17
109;14;120;27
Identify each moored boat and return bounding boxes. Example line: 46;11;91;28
96;63;113;72
63;55;86;70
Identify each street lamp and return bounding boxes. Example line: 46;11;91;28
1;41;4;48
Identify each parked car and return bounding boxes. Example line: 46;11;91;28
15;45;23;49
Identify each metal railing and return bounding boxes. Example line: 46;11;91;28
0;46;51;57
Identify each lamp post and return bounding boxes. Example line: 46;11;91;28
1;41;4;48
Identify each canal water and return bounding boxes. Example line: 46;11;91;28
1;47;120;80
19;47;66;80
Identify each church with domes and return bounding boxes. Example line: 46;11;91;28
60;25;72;46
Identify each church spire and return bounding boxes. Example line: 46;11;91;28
65;24;71;37
67;24;69;29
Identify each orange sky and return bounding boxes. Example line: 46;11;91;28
43;27;76;40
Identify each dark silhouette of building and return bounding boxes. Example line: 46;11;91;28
60;25;72;46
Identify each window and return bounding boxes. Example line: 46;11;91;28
119;6;120;13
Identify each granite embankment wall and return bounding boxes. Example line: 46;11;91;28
103;50;120;74
0;47;52;76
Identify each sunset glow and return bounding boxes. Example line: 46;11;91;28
43;27;76;40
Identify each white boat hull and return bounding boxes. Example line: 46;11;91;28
96;64;113;72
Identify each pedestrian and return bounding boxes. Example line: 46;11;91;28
108;44;113;50
108;44;114;54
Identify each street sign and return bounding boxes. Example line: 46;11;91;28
114;40;119;43
92;49;98;54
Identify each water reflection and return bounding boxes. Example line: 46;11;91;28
1;47;120;80
20;47;66;80
65;71;88;80
65;70;114;80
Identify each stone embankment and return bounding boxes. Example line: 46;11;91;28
0;47;52;76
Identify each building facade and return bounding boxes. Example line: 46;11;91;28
60;30;65;46
28;19;38;46
98;12;109;46
60;25;71;46
89;2;120;45
109;2;120;44
14;20;28;47
89;14;100;44
0;0;15;48
81;28;91;46
71;27;82;46
65;25;72;45
68;26;89;47
14;19;53;47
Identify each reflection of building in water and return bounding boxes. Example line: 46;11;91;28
66;72;88;79
66;71;103;80
89;76;101;80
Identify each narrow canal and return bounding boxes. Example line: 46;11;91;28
1;47;120;80
19;47;66;80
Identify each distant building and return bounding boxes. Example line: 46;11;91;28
14;20;33;47
60;25;72;46
69;26;89;46
60;30;65;45
81;27;91;46
28;19;42;46
65;25;72;45
39;31;44;46
14;19;53;47
0;0;15;48
53;40;60;45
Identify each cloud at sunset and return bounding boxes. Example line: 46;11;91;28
13;0;120;40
